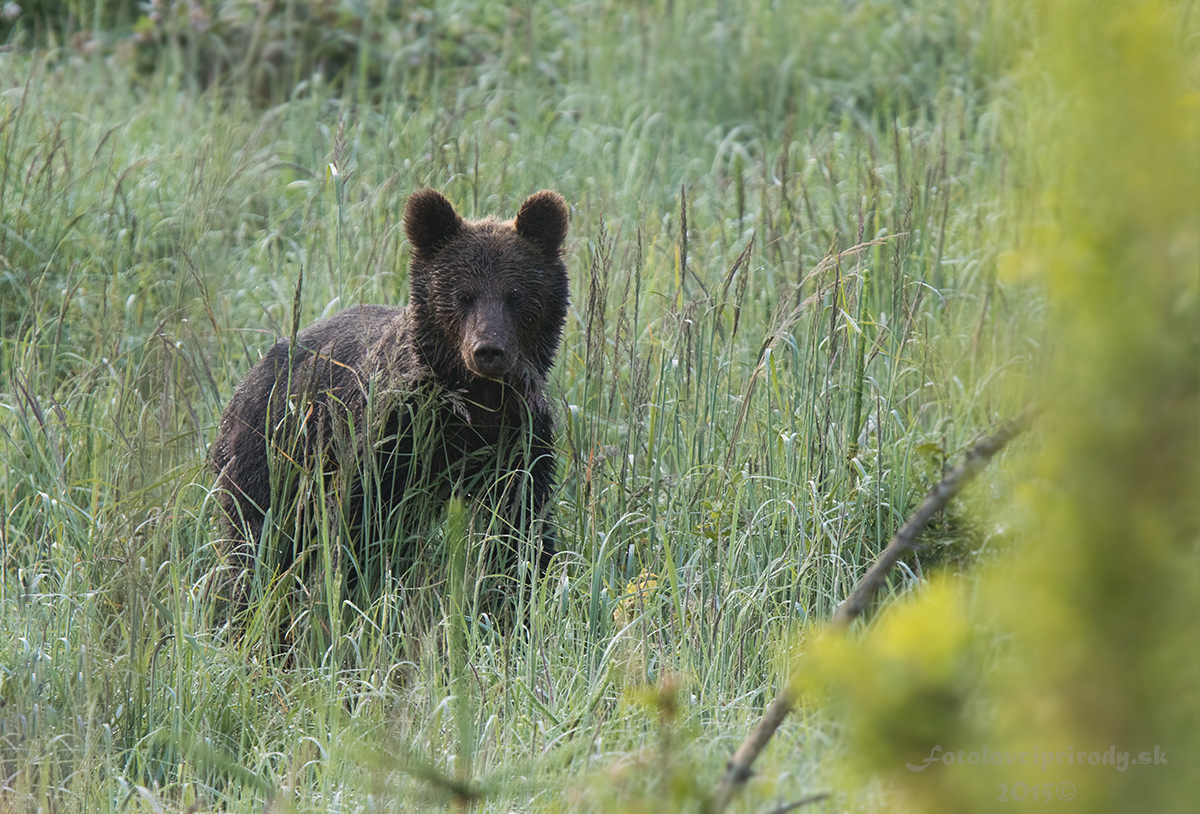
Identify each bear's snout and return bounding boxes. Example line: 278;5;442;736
462;297;516;379
471;341;507;377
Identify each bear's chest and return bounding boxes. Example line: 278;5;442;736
432;394;528;472
376;381;532;490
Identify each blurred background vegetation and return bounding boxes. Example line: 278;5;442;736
0;0;1194;812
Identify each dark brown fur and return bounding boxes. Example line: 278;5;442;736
210;189;569;596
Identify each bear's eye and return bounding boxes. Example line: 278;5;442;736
504;289;522;309
456;292;475;308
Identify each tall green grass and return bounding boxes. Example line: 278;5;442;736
0;1;1033;810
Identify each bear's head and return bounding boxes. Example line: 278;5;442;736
404;189;570;395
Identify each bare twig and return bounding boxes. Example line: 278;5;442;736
762;793;832;814
830;409;1033;630
709;691;798;813
708;409;1033;813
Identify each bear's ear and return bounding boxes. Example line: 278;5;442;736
514;190;569;256
405;189;464;255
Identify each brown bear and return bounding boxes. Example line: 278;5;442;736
210;189;569;601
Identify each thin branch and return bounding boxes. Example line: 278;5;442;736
830;408;1033;629
708;409;1033;813
762;793;832;814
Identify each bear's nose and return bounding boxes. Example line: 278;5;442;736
472;344;506;375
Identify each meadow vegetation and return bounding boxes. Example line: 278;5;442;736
0;1;1192;812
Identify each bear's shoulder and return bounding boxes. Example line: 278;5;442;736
295;304;405;355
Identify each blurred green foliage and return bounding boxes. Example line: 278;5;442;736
806;1;1199;811
1;1;140;47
